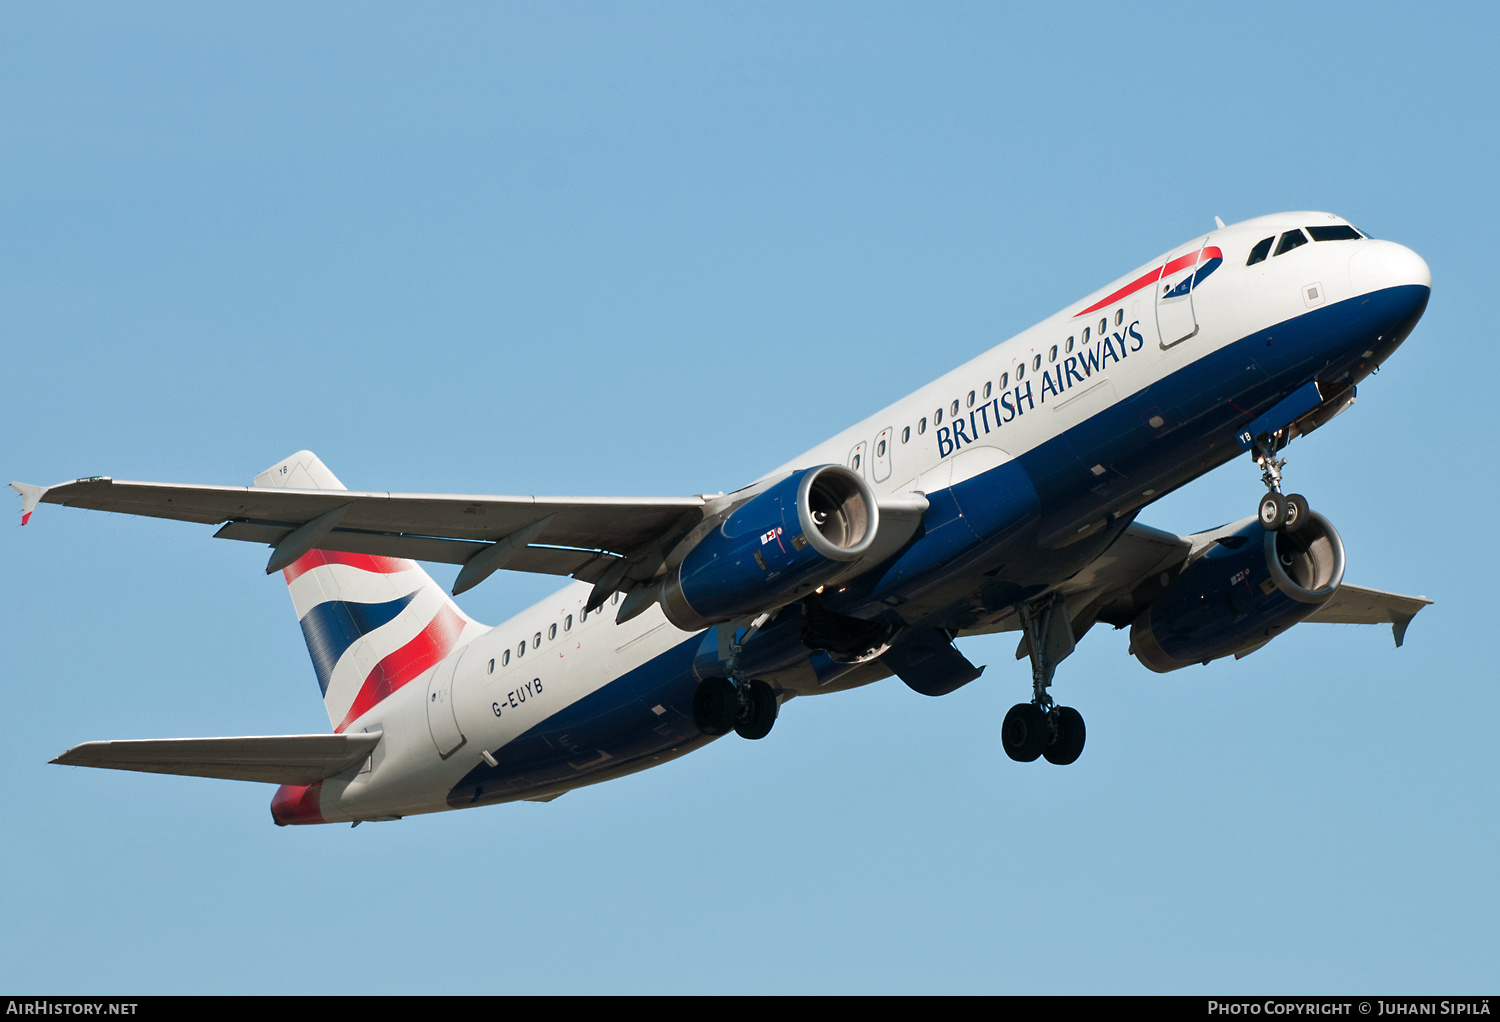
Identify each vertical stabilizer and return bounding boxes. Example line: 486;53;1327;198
257;451;487;732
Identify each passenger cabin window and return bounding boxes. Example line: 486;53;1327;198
918;417;927;435
1016;363;1025;381
548;623;557;640
517;642;525;658
934;408;943;425
565;614;573;631
1275;230;1309;256
950;400;959;416
1031;354;1041;370
1000;372;1009;388
1082;327;1090;342
983;381;992;399
1247;236;1274;265
966;391;975;408
488;658;495;673
1066;336;1074;353
1048;345;1057;363
1114;309;1124;326
1307;225;1362;242
901;426;910;443
533;632;541;648
502;650;510;666
1098;318;1107;335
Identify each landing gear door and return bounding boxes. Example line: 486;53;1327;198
425;647;467;759
1156;238;1207;349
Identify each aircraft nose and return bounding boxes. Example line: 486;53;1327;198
1345;238;1430;362
1349;239;1431;292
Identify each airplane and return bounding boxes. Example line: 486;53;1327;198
12;210;1434;826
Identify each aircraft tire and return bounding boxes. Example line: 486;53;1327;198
1001;703;1047;763
1042;706;1086;766
1258;492;1287;531
1283;493;1310;533
734;680;778;741
693;677;738;736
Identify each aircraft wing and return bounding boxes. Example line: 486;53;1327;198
957;520;1431;649
51;733;384;785
12;475;708;592
1302;583;1432;646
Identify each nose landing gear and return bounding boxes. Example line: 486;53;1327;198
1251;435;1311;533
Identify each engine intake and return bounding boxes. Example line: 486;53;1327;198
660;465;879;631
1130;511;1344;673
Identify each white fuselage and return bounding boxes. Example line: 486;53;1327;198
319;211;1430;823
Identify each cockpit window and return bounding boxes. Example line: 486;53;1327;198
1307;225;1362;242
1274;230;1309;256
1246;236;1274;265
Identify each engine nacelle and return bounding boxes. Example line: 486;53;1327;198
1130;512;1345;673
660;465;879;631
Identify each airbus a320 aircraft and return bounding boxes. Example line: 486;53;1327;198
14;211;1433;826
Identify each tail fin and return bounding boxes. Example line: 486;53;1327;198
257;451;487;733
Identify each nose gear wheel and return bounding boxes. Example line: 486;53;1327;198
1251;435;1313;534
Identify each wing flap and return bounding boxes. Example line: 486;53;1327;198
51;732;384;785
210;519;616;579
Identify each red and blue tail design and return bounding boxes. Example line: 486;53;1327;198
256;451;487;733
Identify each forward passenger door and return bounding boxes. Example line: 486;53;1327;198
1156;237;1209;348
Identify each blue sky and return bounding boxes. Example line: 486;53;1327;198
2;2;1495;993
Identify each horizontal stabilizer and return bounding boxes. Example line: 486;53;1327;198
1305;583;1433;647
52;732;383;785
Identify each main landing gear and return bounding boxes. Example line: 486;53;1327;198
692;677;778;740
1004;596;1087;766
691;616;780;741
1250;435;1312;533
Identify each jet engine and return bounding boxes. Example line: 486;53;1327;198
1130;512;1345;673
659;465;880;631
